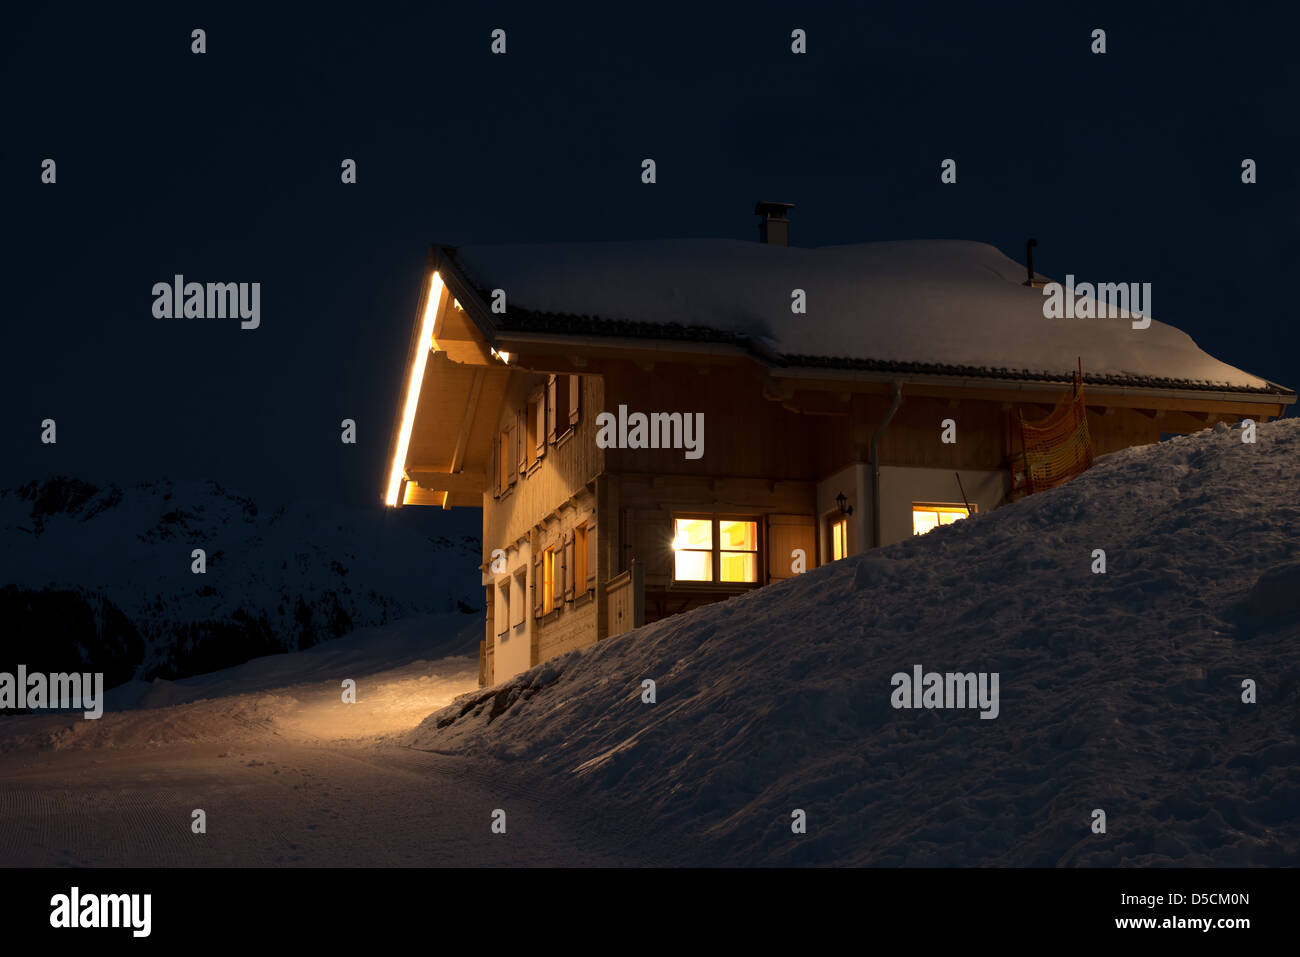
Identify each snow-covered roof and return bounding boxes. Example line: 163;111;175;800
447;238;1286;394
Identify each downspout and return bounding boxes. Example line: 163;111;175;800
870;381;904;548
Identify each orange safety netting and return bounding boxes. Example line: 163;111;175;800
1014;369;1094;495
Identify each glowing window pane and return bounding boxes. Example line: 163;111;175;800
912;504;969;535
720;551;756;583
830;517;847;561
674;518;712;549
674;550;712;581
719;520;757;582
719;520;756;550
543;548;555;613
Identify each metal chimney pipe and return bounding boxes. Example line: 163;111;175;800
754;201;794;246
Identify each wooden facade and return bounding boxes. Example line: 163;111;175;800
384;255;1295;687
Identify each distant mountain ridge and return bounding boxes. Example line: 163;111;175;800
0;476;480;681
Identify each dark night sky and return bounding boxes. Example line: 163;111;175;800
5;2;1298;511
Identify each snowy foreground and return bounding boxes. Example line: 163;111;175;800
409;419;1300;866
0;616;645;865
3;420;1298;866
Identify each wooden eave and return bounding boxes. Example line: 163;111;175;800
385;251;512;509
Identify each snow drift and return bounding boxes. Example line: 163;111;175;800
408;419;1300;866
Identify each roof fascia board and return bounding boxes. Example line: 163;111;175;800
382;250;437;503
491;329;1294;406
433;245;501;350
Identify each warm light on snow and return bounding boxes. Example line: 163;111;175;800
385;272;445;507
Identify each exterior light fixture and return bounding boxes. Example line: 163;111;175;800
836;492;854;515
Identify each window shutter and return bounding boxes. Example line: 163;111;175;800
535;391;547;460
564;530;576;601
511;572;525;628
493;431;500;496
552;542;565;606
586;520;597;592
505;422;516;486
517;408;527;476
573;525;587;597
547;376;559;445
568;375;581;426
533;554;543;618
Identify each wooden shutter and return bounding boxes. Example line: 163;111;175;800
533;553;543;618
564;530;576;601
551;544;564;606
573;525;587;597
569;375;581;426
547;376;559;445
505;422;516;486
585;519;597;592
767;514;817;581
512;408;522;475
511;571;526;628
534;391;547;460
493;431;500;496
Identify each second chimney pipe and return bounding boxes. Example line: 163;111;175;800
755;201;794;246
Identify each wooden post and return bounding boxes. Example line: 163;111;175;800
631;558;645;629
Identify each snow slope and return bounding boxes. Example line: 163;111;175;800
409;419;1300;866
455;238;1271;389
0;477;481;681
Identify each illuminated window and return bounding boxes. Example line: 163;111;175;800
912;503;971;535
829;516;848;561
672;518;712;582
542;547;556;614
672;516;759;584
719;519;758;582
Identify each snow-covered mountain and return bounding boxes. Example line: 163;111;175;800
409;419;1300;866
0;476;480;682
